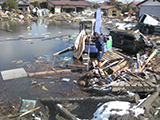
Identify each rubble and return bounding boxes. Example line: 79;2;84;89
0;7;160;120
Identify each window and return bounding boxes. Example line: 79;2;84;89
124;35;134;40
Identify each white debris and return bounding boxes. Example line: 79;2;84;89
132;108;145;117
127;91;135;96
92;101;130;120
62;78;70;82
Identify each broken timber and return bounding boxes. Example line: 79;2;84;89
112;80;157;93
107;61;127;74
140;49;157;71
28;69;72;77
40;95;135;105
138;87;160;109
55;104;78;120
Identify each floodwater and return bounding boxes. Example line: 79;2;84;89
0;18;109;117
0;19;79;71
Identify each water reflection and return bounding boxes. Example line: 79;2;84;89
0;19;79;71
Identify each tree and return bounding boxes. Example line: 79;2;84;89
121;3;139;16
31;1;41;8
2;0;18;11
40;1;50;10
93;3;100;9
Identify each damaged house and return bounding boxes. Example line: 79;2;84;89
48;0;91;14
0;0;30;12
137;0;160;19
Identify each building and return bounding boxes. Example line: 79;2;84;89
16;0;30;11
137;0;160;19
48;0;91;13
0;0;30;11
100;5;116;16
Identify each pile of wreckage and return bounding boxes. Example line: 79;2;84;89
40;43;160;120
39;15;160;120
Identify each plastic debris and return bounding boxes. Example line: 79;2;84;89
19;99;37;113
42;86;49;91
27;26;31;30
62;78;70;82
92;101;130;120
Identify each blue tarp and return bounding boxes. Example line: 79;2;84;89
95;8;101;34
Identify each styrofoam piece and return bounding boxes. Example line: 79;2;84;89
1;68;27;81
62;78;70;82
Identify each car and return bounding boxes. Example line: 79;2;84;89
109;29;155;54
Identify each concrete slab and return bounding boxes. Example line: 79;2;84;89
1;68;27;81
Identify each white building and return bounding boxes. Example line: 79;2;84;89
137;0;160;19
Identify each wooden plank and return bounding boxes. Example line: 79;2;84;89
118;82;126;87
136;82;143;87
124;82;131;87
145;81;157;87
131;82;138;87
140;81;149;87
112;82;121;87
98;68;106;79
112;87;122;92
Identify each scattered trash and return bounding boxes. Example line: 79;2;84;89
62;78;70;82
92;101;131;120
42;86;49;91
19;99;37;113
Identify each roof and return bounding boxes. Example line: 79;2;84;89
0;0;30;5
16;0;30;5
49;1;91;6
100;5;115;9
132;1;140;5
137;0;160;6
121;2;131;4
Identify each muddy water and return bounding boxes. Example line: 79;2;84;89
0;19;109;117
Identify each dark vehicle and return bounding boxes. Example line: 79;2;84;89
109;29;154;54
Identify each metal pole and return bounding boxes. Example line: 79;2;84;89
87;35;91;71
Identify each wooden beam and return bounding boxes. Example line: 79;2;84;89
28;69;72;77
141;49;157;71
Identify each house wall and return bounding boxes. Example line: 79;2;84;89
55;6;61;13
140;6;160;19
141;0;160;5
108;8;118;16
139;0;160;19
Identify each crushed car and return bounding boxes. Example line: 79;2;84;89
109;29;155;54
